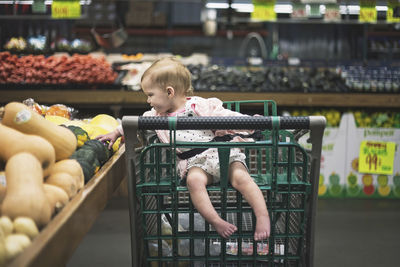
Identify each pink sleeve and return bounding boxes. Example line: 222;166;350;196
191;97;243;117
117;125;124;135
191;97;254;137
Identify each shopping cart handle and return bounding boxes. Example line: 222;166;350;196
122;115;326;130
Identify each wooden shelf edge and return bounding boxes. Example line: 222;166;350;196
0;90;399;108
8;146;126;267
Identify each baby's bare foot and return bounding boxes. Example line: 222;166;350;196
254;215;270;241
212;219;237;239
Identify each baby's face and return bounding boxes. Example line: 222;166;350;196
141;77;171;114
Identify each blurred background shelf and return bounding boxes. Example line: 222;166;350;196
1;90;399;112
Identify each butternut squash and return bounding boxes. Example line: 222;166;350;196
1;153;51;227
1;102;77;161
47;159;84;190
45;172;77;199
43;184;69;215
0;123;55;176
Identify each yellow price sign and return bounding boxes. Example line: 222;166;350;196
387;0;400;23
359;0;377;23
358;140;396;175
52;0;81;19
251;0;276;21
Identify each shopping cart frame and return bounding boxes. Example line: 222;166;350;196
123;115;325;267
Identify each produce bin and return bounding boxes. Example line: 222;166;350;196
122;101;325;267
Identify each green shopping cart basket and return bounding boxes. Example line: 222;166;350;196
122;101;325;267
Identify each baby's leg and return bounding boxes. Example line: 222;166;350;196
186;167;237;239
229;162;270;241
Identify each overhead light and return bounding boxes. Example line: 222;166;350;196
274;4;292;14
231;3;253;13
205;3;229;9
347;5;360;15
376;6;388;12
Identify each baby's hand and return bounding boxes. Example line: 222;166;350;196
95;130;121;150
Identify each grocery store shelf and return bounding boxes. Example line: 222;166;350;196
8;146;126;267
0;90;399;108
74;27;268;37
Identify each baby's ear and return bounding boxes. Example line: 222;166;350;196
166;86;175;96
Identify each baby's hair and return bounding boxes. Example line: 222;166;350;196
141;57;193;96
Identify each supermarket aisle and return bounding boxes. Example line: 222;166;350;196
68;197;400;267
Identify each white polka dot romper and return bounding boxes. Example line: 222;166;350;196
171;102;246;183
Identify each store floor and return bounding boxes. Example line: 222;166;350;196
67;197;400;267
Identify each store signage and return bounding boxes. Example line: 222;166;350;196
359;0;377;23
251;0;276;21
291;3;307;19
358;140;396;175
324;3;341;21
387;0;400;23
52;0;81;19
32;0;46;14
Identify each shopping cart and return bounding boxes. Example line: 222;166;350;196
122;101;325;267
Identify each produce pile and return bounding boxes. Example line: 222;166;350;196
288;109;400;128
353;111;400;128
0;52;118;85
0;101;121;264
188;64;347;93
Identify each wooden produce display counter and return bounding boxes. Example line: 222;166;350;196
7;146;126;267
1;90;399;109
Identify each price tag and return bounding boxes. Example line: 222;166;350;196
359;0;377;23
52;0;81;19
387;0;400;23
358;140;396;175
251;0;276;21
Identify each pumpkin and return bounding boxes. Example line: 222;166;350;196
90;114;119;132
45;172;77;199
0;123;56;176
80;123;109;139
73;159;96;183
61;119;86;128
43;184;69;215
1;102;77;161
45;115;70;125
48;159;84;190
64;125;90;148
1;153;51;227
81;139;112;165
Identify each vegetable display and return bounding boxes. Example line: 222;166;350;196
0;52;117;85
0;101;121;263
